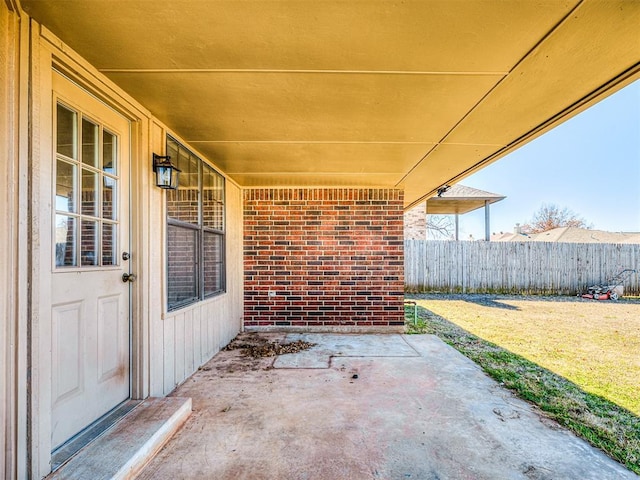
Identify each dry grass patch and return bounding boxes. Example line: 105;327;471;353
223;332;316;358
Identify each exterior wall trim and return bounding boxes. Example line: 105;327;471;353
1;3;30;478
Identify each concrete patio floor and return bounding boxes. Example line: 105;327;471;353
137;333;637;480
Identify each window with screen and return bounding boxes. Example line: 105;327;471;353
166;136;225;310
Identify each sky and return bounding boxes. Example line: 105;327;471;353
451;79;640;240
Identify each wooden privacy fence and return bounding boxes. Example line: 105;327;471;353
405;240;640;296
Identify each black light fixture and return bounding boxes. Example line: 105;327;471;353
437;185;451;197
152;153;181;190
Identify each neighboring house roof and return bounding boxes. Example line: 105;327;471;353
426;184;506;215
492;227;640;244
490;231;527;242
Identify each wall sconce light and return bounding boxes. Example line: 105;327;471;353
437;185;451;197
152;153;181;190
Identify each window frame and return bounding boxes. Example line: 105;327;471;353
165;136;226;311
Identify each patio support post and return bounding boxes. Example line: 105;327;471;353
424;202;428;240
455;214;459;241
485;200;490;241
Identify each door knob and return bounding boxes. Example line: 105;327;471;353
122;273;136;283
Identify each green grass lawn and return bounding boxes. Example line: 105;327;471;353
405;294;640;474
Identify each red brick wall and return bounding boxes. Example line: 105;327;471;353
243;188;405;330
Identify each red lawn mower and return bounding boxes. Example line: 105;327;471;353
579;269;638;301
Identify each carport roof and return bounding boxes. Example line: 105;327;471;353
21;0;640;208
426;185;505;215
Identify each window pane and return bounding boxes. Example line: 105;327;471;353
103;130;117;174
167;225;198;308
56;104;77;159
102;222;117;266
56;160;76;213
81;168;98;216
203;166;224;231
82;118;98;167
167;148;199;225
81;220;98;266
203;232;223;296
55;215;76;267
167;137;179;163
167;187;200;224
178;148;199;189
103;176;117;220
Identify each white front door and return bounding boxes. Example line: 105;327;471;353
50;72;131;449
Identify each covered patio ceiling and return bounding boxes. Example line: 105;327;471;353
22;0;640;208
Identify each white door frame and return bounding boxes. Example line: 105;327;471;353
29;29;151;478
50;70;132;448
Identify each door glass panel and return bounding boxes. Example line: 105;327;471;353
81;168;98;216
56;104;77;159
81;118;99;167
102;222;117;266
103;178;117;220
55;101;122;269
103;130;116;173
80;220;98;266
55;215;77;267
56;160;76;213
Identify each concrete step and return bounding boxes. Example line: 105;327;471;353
48;397;192;480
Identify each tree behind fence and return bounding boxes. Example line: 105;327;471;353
405;240;640;296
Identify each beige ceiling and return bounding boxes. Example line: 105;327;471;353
22;0;640;208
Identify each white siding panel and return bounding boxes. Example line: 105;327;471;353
162;314;176;395
185;308;195;375
174;310;186;388
192;308;202;366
